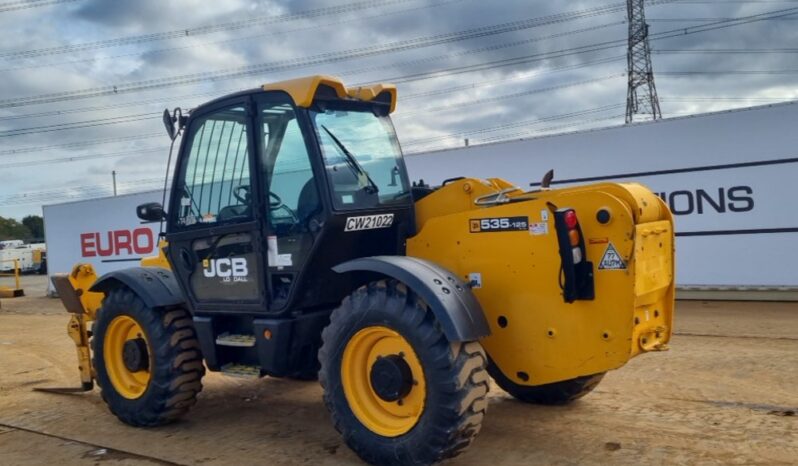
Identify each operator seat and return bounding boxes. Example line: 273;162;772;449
296;178;321;229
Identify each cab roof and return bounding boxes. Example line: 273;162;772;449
264;75;397;113
195;75;397;114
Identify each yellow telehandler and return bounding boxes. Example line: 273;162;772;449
50;75;674;465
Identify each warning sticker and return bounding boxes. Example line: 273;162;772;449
529;222;548;236
598;243;627;270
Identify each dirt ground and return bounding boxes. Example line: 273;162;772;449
0;275;796;465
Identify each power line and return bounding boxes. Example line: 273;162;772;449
4;0;792;202
0;51;625;138
0;112;159;137
649;17;798;21
0;0;462;73
0;62;622;163
661;96;796;101
402;56;625;100
0;52;626;141
654;48;798;53
0;1;674;109
0;177;167;206
4;5;792;138
0;133;160;155
0;0;78;13
0;108;626;205
338;21;626;79
0;0;426;60
3;4;793;144
0;147;166;169
477;115;625;145
0;22;626;122
5;0;780;111
0;90;219;121
402;104;625;147
406;115;625;153
660;69;798;75
396;75;624;117
667;1;798;3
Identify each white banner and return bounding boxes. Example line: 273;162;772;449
43;191;167;294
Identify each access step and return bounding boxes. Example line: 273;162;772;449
220;363;261;378
215;332;256;347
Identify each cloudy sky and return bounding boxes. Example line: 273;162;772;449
0;0;796;220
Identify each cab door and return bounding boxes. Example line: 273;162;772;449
166;98;268;313
256;95;325;311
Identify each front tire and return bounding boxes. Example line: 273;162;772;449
319;280;489;465
92;287;205;426
488;361;604;405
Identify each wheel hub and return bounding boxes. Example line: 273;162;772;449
340;325;427;437
122;337;149;372
370;354;413;402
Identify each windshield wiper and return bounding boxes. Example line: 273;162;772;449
321;125;379;194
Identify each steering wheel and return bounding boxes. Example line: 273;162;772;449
268;192;301;225
269;191;284;209
233;185;250;204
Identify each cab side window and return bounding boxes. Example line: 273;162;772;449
260;101;320;234
176;106;251;227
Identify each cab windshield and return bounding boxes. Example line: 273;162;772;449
311;106;410;210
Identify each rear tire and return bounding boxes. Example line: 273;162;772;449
92;287;205;426
488;362;603;405
319;280;488;465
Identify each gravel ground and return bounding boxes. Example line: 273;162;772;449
0;275;796;465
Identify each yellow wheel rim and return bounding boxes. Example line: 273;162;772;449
341;326;426;437
103;315;152;399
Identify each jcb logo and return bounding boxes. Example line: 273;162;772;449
203;257;249;282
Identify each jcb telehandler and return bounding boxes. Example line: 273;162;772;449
51;75;674;465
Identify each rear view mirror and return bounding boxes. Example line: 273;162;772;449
163;109;176;141
137;202;165;222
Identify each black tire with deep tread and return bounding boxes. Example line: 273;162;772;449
92;287;205;427
319;280;489;466
488;361;604;405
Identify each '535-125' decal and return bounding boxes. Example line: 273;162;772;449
469;216;529;233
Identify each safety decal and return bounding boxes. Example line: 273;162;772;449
469;216;529;233
598;243;627;270
344;213;394;232
529;222;548;236
267;235;293;267
589;237;609;245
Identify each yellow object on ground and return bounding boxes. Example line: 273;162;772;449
0;259;24;298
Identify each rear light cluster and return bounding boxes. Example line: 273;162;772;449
564;210;583;264
553;208;594;303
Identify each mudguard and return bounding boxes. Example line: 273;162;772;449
333;256;491;342
89;267;185;309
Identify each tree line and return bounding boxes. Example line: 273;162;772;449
0;215;44;242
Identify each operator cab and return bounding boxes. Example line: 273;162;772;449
159;76;413;317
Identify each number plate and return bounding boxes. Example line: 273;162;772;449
344;214;395;232
469;216;529;233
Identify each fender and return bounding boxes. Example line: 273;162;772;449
89;267;185;309
333;256;491;342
